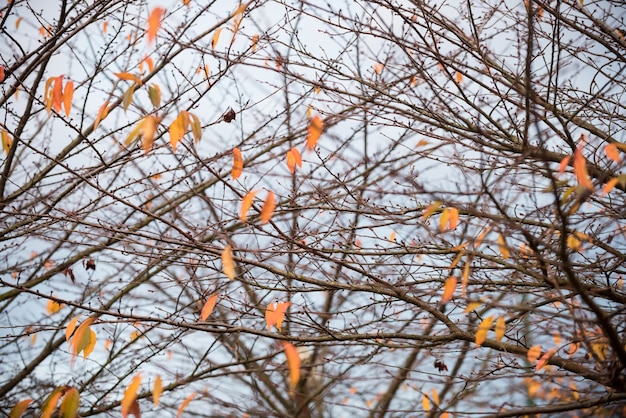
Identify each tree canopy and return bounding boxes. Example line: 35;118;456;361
1;0;626;417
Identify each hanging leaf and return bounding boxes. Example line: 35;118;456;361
455;71;463;83
141;115;157;153
260;191;275;224
461;259;471;297
63;80;74;116
464;301;481;314
422;393;430;412
122;84;136;112
66;315;80;341
147;7;165;44
222;245;236;280
441;276;457;304
240;190;258;221
232;147;243;179
212;28;223;49
200;293;219;321
421;201;442;221
153;375;162;407
41;388;63;418
265;301;291;331
374;63;384;75
251;34;259;51
169;112;186;151
573;147;594;191
475;315;494;347
189;113;202;143
93;101;110;130
389;231;396;242
8;399;32;418
2;130;13;155
605;143;621;162
176;392;197;418
58;387;80;418
558;155;571;174
232;4;247;40
439;208;450;232
148;84;161;107
495;317;506;342
286;147;303;173
536;348;556;371
602;177;620;196
121;374;141;418
282;341;301;392
527;345;542;363
115;72;142;85
69;317;96;360
46;299;64;314
51;75;64;113
497;234;510;259
306;115;323;150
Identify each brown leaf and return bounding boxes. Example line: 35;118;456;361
434;359;448;372
223;108;236;123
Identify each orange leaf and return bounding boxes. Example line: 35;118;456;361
41;388;63;418
389;231;396;242
495;316;505;342
102;21;108;34
306;115;323;150
69;317;96;360
374;63;384;75
153;375;162;407
94;101;110;130
260;191;275;224
2;129;13;155
66;315;80;341
266;301;291;332
63;81;74;116
51;75;64;113
475;315;494;347
169;113;186;151
200;293;219;321
15;17;23;30
232;147;243;179
527;345;542;363
282;341;301;392
464;301;481;314
602;177;619;196
605;143;621;162
455;71;463;83
441;276;457;303
46;299;63;314
222;245;236;280
461;259;471;297
121;374;141;418
115;72;142;85
212;28;223;49
8;399;32;418
147;7;165;44
422;394;430;411
240;190;258;221
573;147;594;191
558;155;571;174
141;115;157;153
497;234;510;259
251;34;259;51
421;201;442;221
448;207;459;230
286;147;302;173
536;348;556;371
177;392;197;418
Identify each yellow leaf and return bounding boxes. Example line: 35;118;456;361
189;113;202;143
147;7;165;44
605;143;621;162
240;190;258;221
153;375;162;407
573;147;594;191
212;27;223;49
177;392;197;418
2;129;13;155
260;191;276;224
121;374;141;418
169;113;186;151
148;83;161;107
122;84;135;112
114;72;142;85
536;348;556;371
441;276;457;303
15;17;23;30
63;80;74;116
59;387;80;418
497;234;510;259
125;120;144;146
69;318;96;360
200;293;218;321
306;115;323;150
422;394;430;412
495;316;505;342
461;259;471;297
46;299;64;314
527;344;542;363
567;234;582;251
8;399;32;418
66;315;80;341
94;101;110;130
475;315;494;347
422;201;442;221
222;244;236;280
42;388;63;418
448;207;459;230
232;147;243;179
389;231;396;242
431;388;439;406
464;301;481;314
439;208;450;232
282;341;301;392
232;4;247;39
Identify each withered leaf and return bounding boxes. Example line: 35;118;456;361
434;359;448;372
223;108;236;123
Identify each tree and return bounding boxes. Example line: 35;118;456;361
1;0;626;416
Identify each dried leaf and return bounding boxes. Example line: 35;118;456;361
177;392;197;418
527;345;542;363
306;115;323;150
63;81;74;116
605;143;621;162
153;375;162;407
260;191;275;224
282;341;301;392
573;147;594;191
232;147;243;179
240;190;257;221
441;276;457;304
8;399;32;418
121;374;141;418
147;7;165;44
475;315;494;347
222;245;236;280
495;316;505;342
223;108;236;123
433;359;448;372
212;28;223;49
200;293;218;321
